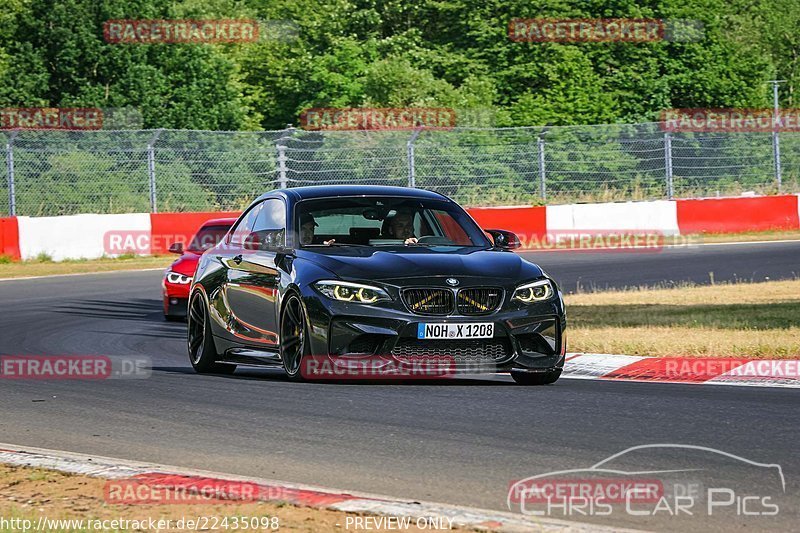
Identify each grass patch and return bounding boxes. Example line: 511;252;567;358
0;255;173;279
684;228;800;244
566;279;800;358
0;464;467;532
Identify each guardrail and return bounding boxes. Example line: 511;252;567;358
2;195;798;262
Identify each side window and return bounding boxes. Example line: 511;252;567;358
250;198;287;248
432;210;471;245
252;199;286;233
228;203;263;246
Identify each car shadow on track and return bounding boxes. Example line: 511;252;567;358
151;365;518;386
52;298;188;339
53;298;165;322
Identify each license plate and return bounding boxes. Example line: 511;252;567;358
417;323;494;340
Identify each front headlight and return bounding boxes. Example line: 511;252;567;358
166;271;193;285
512;279;554;303
314;280;390;304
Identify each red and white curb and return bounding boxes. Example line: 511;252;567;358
0;443;636;533
563;354;800;388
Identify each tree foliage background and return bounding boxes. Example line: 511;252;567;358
0;0;797;130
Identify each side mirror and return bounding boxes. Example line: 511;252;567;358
168;242;184;254
486;229;521;250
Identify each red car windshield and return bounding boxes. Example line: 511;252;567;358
188;225;231;252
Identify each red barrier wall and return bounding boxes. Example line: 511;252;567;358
0;217;20;260
676;196;800;234
150;212;241;255
467;206;547;248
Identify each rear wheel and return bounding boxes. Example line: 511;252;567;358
280;294;309;381
511;368;561;385
188;291;236;374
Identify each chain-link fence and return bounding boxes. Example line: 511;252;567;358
3;122;798;217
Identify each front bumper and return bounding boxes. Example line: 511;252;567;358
300;285;566;373
163;295;189;317
163;279;191;317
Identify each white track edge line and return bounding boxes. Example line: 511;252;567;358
0;267;165;282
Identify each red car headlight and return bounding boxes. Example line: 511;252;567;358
166;271;193;285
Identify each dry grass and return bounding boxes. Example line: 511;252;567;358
684;229;800;244
566;279;800;358
0;256;173;279
0;464;469;532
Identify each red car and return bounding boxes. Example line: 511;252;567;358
163;218;237;320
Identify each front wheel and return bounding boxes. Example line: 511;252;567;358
188;291;236;374
511;368;562;386
280;293;309;381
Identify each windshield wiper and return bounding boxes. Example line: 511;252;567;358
304;242;370;248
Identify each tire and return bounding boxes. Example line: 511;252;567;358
511;368;562;386
187;291;236;375
280;293;309;381
164;314;184;322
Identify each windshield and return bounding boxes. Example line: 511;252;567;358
188;225;232;252
296;196;490;248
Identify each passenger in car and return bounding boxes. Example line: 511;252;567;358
300;213;337;246
299;213;318;245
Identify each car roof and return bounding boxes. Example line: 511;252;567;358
256;185;450;203
201;217;238;226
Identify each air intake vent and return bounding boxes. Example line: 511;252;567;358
401;288;454;315
391;338;512;363
457;288;503;315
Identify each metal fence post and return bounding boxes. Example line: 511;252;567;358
407;128;423;188
772;92;783;192
664;132;674;200
276;144;288;189
147;129;164;213
5;130;17;216
770;80;784;192
274;124;294;189
773;129;782;193
537;136;546;201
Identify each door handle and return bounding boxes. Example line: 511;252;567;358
233;254;243;265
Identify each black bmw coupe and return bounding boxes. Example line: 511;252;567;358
188;185;566;385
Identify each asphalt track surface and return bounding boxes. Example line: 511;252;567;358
1;241;799;531
526;239;800;293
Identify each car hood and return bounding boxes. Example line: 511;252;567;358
296;247;543;283
169;252;201;277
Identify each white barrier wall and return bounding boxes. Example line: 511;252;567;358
546;200;679;235
17;213;151;261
